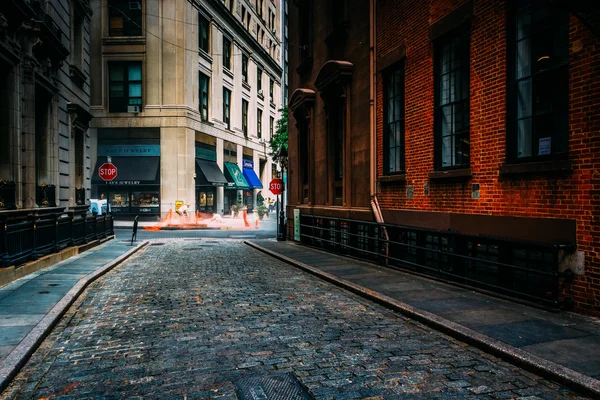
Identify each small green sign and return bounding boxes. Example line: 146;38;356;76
294;209;300;241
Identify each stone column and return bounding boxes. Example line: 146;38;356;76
216;138;224;215
21;60;37;209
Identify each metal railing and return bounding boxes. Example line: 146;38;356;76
298;215;571;308
0;213;115;268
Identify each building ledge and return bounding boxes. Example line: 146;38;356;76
223;67;234;79
102;36;146;46
499;159;573;176
429;168;472;181
199;48;212;64
69;64;87;88
242;80;251;91
378;174;406;184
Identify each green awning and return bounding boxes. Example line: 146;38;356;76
223;162;250;190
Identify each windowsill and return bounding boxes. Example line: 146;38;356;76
242;80;251;91
199;48;212;63
200;118;213;126
257;93;265;101
223;67;234;79
102;36;146;46
270;101;276;109
499;159;573;176
378;174;407;184
429;168;472;181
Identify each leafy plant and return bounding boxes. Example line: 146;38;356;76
269;105;288;157
256;203;269;220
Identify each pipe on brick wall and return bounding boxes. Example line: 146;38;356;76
369;0;376;197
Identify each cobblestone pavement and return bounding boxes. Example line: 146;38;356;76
1;239;589;399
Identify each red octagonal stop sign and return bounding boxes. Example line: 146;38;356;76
269;178;284;195
98;162;118;182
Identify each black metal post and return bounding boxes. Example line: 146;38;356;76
277;170;286;241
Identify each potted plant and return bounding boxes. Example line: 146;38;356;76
256;203;268;220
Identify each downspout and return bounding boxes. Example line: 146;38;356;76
369;0;389;265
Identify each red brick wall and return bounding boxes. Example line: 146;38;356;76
376;0;600;315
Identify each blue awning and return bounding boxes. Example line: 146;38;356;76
242;168;263;189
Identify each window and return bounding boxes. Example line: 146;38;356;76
242;99;249;136
509;0;569;161
223;88;231;129
434;27;470;169
269;79;274;101
257;108;263;139
72;11;83;68
241;6;246;26
199;73;209;121
257;67;263;91
223;37;232;70
242;54;248;83
199;13;209;53
109;62;142;113
384;62;405;174
108;0;142;37
270;116;274;137
258;0;263;19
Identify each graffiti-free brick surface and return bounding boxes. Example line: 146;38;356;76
1;240;589;399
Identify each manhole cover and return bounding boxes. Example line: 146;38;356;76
235;373;313;400
229;235;257;239
39;291;50;294
149;243;166;246
46;283;59;287
184;248;204;251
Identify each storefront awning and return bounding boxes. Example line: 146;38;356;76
195;159;228;187
223;162;250;190
92;157;160;185
242;167;263;189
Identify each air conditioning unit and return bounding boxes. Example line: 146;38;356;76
129;1;141;10
127;105;140;113
258;89;264;96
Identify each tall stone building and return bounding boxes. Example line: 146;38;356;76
0;0;93;211
88;0;283;218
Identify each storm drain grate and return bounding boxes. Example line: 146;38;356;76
235;373;313;400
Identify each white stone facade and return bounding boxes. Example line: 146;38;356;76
89;0;283;218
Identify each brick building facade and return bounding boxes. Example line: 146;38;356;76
288;0;600;316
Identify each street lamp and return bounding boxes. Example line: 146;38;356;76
274;146;288;241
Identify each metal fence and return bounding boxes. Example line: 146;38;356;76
298;214;571;308
0;213;114;268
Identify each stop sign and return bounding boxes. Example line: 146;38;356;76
98;163;118;182
269;178;284;195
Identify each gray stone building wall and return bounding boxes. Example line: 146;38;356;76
0;0;93;211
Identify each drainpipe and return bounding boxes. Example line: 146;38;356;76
369;0;389;264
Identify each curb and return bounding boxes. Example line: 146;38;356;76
245;240;600;398
0;240;150;393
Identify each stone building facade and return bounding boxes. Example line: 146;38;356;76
287;0;600;316
0;0;93;211
89;0;283;218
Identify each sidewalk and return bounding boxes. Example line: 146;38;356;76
0;238;148;392
247;239;600;398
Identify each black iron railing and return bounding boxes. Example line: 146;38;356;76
298;215;571;308
0;213;115;268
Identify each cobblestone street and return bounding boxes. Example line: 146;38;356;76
1;240;588;399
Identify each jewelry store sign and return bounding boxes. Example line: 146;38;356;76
98;145;160;157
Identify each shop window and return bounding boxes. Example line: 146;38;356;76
109;62;142;113
242;99;249;136
132;192;159;212
330;102;344;204
108;0;142;37
223;87;231;129
508;0;569;161
199;13;209;53
199;72;209;121
257;108;262;139
223;36;232;70
434;26;470;169
384;61;405;174
109;192;129;213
